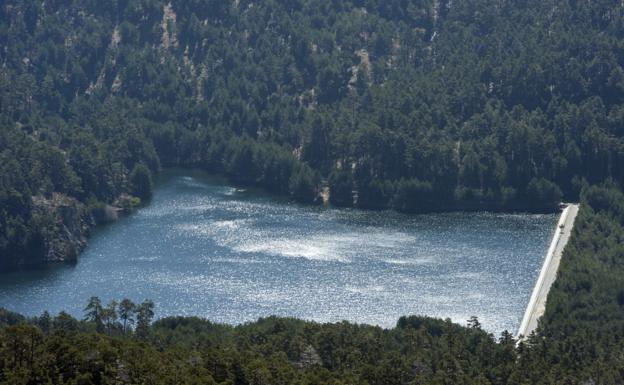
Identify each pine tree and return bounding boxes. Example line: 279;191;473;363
83;296;104;333
118;299;136;334
136;300;155;339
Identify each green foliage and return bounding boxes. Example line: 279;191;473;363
328;168;353;207
0;305;519;384
136;299;155;340
225;137;259;185
1;0;624;380
83;296;104;333
4;197;624;385
6;0;624;267
512;185;624;382
393;178;435;213
289;163;319;204
356;177;392;210
129;163;153;201
0;308;25;327
119;299;136;335
526;178;563;210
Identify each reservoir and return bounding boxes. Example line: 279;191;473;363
0;170;557;334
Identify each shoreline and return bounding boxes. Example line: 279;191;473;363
0;168;563;274
517;203;580;339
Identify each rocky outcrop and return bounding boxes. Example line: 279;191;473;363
296;345;322;368
6;192;140;270
31;193;93;264
161;2;178;50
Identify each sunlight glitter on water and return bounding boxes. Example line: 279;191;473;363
0;169;558;335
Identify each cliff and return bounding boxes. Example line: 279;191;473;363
31;193;93;265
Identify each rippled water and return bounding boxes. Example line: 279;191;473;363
0;169;558;334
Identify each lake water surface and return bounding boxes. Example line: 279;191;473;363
0;170;558;334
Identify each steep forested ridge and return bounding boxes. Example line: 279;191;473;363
3;0;624;267
2;2;624;381
1;186;624;383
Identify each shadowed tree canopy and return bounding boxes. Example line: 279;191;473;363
130;163;154;201
1;0;624;382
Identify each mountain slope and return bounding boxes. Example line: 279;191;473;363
2;0;624;267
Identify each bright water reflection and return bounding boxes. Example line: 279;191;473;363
0;169;557;334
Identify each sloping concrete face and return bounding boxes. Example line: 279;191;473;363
517;203;580;339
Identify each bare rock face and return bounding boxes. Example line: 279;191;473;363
296;345;322;368
31;193;93;264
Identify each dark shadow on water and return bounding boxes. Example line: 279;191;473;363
0;262;76;287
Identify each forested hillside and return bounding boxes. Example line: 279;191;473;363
2;1;624;263
2;185;624;383
3;1;624;381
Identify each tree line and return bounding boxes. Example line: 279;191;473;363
5;0;624;267
3;185;624;385
82;296;154;337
